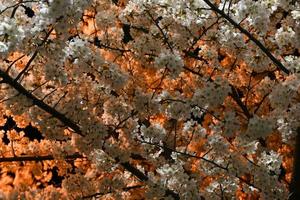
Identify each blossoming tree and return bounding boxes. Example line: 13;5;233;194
0;0;299;199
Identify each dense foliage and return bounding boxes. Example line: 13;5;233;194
0;0;299;199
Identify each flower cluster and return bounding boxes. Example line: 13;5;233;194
223;111;240;138
258;150;282;175
0;17;25;56
156;162;200;199
192;76;231;108
245;115;274;140
140;123;166;143
154;50;184;79
0;0;299;199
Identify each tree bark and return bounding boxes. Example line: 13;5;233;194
289;127;300;199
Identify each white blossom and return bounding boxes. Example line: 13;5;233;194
258;151;282;175
141;123;166;143
245;115;274;140
155;50;184;79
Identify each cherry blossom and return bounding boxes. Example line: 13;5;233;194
0;0;299;199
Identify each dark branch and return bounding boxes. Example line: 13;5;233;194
14;27;54;81
0;69;180;200
0;153;84;163
230;85;252;119
202;0;290;74
0;69;83;136
289;127;300;200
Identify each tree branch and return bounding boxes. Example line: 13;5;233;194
0;69;83;136
202;0;290;74
0;69;180;200
230;85;252;119
0;153;84;163
289;127;300;200
14;27;54;81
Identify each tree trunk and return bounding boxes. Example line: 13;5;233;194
289;127;300;199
